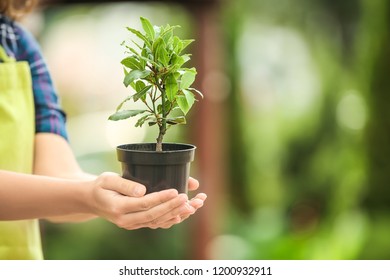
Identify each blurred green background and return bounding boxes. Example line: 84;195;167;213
25;0;390;259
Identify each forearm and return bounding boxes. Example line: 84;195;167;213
43;170;98;223
0;170;93;221
32;133;97;222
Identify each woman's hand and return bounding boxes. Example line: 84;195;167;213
87;173;206;230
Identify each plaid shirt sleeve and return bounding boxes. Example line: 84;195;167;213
0;15;68;141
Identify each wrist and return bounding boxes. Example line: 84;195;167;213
74;178;96;215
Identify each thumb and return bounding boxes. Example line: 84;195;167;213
100;172;146;197
121;179;146;197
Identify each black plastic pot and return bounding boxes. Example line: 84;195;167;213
116;143;196;194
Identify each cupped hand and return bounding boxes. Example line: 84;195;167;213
87;173;206;230
174;177;207;225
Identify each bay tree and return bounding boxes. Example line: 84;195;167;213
109;17;202;152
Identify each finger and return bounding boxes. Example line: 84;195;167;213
100;173;146;197
187;177;199;191
186;193;207;210
189;197;205;209
150;199;194;225
140;193;207;229
127;194;190;228
148;194;207;226
149;216;182;229
179;193;207;221
121;188;179;213
119;180;146;197
191;193;207;203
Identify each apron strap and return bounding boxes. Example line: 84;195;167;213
0;45;16;63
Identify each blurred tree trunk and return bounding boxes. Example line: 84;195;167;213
187;0;228;259
363;0;390;211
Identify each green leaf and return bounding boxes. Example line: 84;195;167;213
129;81;137;91
132;85;152;102
180;54;191;65
131;44;158;68
180;68;196;89
127;46;139;56
157;44;170;66
160;25;180;38
161;28;174;45
140;17;155;40
188;87;204;98
177;89;195;114
135;80;146;92
181;39;194;52
153;26;161;37
121;56;141;70
116;84;150;110
123;69;151;87
127;46;150;68
157;101;172;115
165;74;178;101
126;27;151;48
131;39;144;51
167;116;186;125
115;96;132;111
170;54;184;68
173;36;183;54
135;114;153;127
140;48;149;68
152;37;164;60
108;109;147;121
148;118;158;126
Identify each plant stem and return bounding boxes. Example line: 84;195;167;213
156;129;164;152
156;82;167;152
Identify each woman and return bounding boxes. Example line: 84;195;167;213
0;0;206;259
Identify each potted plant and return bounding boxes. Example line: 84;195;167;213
109;17;202;194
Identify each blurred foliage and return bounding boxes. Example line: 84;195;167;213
222;0;390;259
37;0;390;259
42;210;191;259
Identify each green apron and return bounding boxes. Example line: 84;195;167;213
0;45;43;259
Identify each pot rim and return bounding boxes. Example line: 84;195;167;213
116;143;196;165
116;142;196;154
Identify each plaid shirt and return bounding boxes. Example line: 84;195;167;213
0;14;68;140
